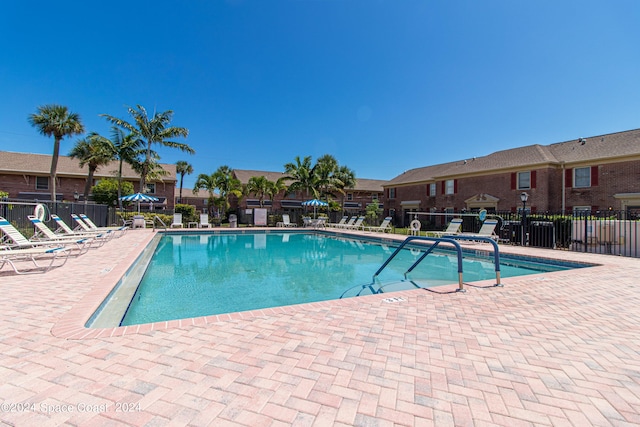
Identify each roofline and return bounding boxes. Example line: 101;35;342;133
550;127;640;146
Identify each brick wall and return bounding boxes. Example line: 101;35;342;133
0;173;176;209
564;160;640;211
384;159;640;218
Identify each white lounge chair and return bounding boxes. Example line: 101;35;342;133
0;216;90;255
199;214;211;228
449;219;499;241
28;215;106;248
426;218;463;237
79;213;128;233
363;216;393;233
328;216;348;228
171;213;184;228
343;216;365;230
51;214;114;240
0;245;70;274
281;214;297;228
335;216;357;229
72;214;127;235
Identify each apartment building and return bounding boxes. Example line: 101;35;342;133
384;129;640;226
0;151;177;209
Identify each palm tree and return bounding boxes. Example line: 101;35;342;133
334;165;356;213
193;173;217;217
175;160;193;203
267;177;289;205
212;166;243;217
284;155;318;199
90;127;145;208
101;105;194;189
28;105;85;201
313;154;343;201
68;134;113;200
246;176;271;208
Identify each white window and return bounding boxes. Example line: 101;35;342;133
445;180;455;195
574;167;591;188
389;188;396;199
429;183;436;196
36;176;48;190
518;171;530;190
347;193;353;201
371;193;378;201
146;183;156;194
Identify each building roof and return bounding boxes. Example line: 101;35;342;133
0;151;177;182
233;170;292;184
548;129;640;163
175;187;217;199
387;161;459;186
386;128;640;186
351;178;386;192
233;169;386;192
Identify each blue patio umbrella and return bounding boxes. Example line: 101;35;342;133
119;192;160;212
302;199;328;218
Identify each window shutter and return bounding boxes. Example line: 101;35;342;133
591;166;599;186
565;168;573;187
441;181;445;194
454;179;458;194
511;173;516;190
426;184;430;196
531;170;537;189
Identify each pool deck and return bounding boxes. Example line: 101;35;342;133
1;227;639;426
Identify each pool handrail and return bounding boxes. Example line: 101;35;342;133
441;235;502;287
153;215;167;231
373;236;466;292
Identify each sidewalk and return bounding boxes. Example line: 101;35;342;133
0;228;639;426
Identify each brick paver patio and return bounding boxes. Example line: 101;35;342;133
0;228;639;426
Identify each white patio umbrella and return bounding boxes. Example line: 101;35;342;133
302;199;328;219
119;192;160;213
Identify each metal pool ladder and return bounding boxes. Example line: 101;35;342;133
339;235;502;298
152;215;167;231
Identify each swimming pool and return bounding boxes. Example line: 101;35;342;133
88;231;591;327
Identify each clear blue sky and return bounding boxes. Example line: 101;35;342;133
1;1;639;189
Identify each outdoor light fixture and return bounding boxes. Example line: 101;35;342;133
73;191;79;201
520;192;529;246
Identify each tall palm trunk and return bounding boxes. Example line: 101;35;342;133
179;175;185;202
50;137;61;202
84;166;97;199
117;160;124;209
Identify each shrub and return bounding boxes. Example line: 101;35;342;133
365;203;381;226
175;204;197;223
92;179;134;206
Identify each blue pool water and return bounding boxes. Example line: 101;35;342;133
113;232;587;326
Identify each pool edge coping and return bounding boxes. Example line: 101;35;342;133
51;227;611;340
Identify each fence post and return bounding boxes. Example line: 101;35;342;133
583;212;589;252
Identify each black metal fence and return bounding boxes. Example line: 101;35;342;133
4;200;638;258
1;200;115;235
407;209;640;258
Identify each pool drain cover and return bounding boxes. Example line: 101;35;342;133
382;297;406;303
